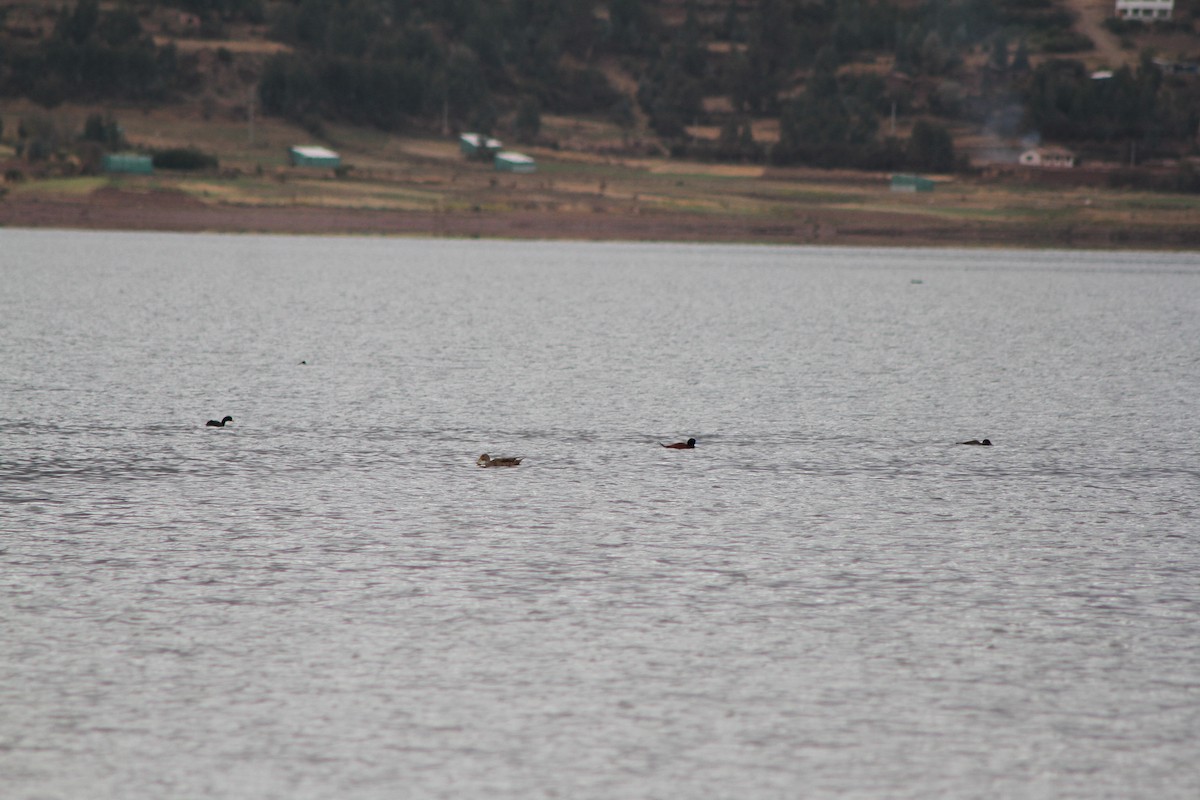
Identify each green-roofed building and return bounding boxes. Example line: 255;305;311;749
102;153;153;174
890;174;935;192
494;151;536;174
288;145;341;168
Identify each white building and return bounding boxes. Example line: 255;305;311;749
1114;0;1174;20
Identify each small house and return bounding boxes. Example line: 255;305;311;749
1114;0;1173;19
460;133;502;160
1019;147;1076;168
101;153;153;174
494;151;536;174
287;145;341;168
890;174;935;192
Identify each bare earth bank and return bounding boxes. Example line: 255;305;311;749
1;187;1197;250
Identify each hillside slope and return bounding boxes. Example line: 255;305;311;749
1;0;1198;173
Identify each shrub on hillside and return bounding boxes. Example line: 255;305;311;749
82;112;123;149
1037;30;1094;54
152;147;217;170
1109;165;1200;194
1103;17;1143;36
906;120;957;173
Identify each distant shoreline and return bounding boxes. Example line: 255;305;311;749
2;188;1198;251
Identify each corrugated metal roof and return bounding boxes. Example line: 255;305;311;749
290;145;339;159
460;133;502;149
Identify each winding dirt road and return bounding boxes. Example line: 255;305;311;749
1063;0;1131;68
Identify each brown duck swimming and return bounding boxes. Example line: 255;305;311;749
477;454;523;467
960;438;991;446
206;416;233;427
661;438;696;449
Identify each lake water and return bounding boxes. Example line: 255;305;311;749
1;230;1198;799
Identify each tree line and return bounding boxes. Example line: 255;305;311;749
259;0;620;133
254;0;975;170
0;0;189;106
2;1;1197;173
1025;55;1200;156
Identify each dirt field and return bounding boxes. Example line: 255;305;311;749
3;183;1198;250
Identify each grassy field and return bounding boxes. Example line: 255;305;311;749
2;100;1199;249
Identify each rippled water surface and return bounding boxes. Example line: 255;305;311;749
2;230;1198;799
